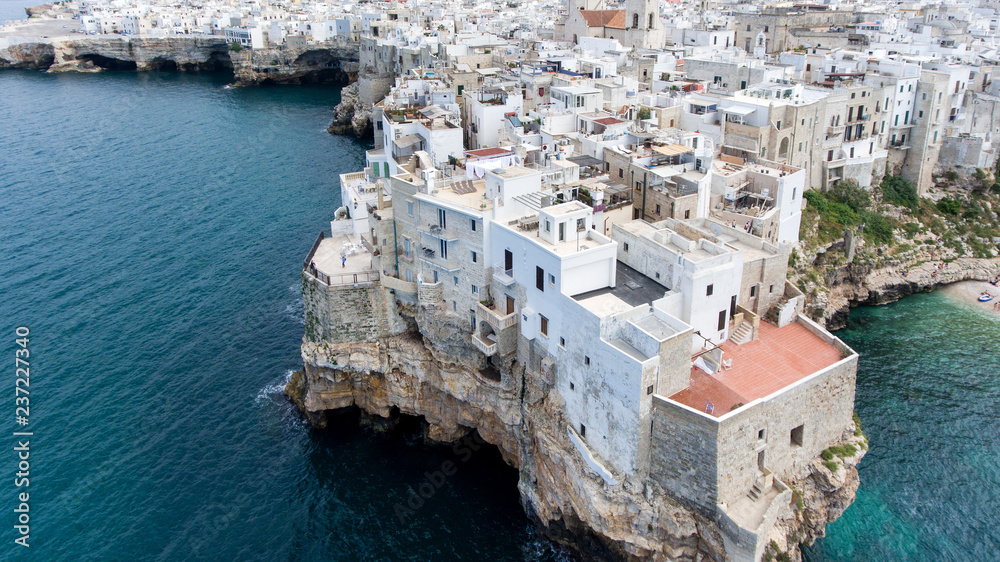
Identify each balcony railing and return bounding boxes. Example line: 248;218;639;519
472;332;498;355
476;302;518;330
493;263;515;285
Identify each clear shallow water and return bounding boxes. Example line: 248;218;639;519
0;71;558;560
1;0;33;23
805;293;1000;561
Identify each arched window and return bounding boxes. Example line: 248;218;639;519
778;138;790;160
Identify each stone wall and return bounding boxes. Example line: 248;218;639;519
649;396;720;515
302;272;407;345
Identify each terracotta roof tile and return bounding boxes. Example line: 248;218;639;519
579;9;626;30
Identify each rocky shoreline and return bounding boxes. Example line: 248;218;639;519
286;311;865;562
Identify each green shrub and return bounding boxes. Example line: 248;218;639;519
936;197;961;215
822;460;839;472
861;211;894;245
830;181;870;212
638;107;652;120
945;170;959;182
881;175;919;209
228;42;244;52
901;222;921;237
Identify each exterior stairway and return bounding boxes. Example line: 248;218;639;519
730;321;753;345
747;481;764;501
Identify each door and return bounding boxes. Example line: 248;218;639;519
558;222;566;242
504;249;513;272
506;295;514;315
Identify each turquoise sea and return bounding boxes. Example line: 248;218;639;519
806;292;1000;561
1;58;999;562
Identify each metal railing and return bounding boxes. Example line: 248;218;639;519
303;231;325;269
304;264;379;286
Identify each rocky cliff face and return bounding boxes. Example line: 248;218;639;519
229;44;358;86
326;81;373;138
290;306;864;561
0;34;359;86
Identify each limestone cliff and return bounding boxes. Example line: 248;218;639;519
0;32;358;86
290;304;864;560
326;81;373;138
229;44;358;86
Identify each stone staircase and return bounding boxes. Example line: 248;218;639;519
747;480;764;502
730;321;753;345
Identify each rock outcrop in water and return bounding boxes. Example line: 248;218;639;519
289;286;865;561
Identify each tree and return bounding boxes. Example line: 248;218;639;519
638;107;651;120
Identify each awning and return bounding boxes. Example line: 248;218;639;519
653;144;693;156
394;134;423;149
722;105;756;116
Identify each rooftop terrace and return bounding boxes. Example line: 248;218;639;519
670;321;845;417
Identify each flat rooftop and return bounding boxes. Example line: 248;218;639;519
573;261;669;314
310;234;375;281
670;321;844;417
428;177;493;211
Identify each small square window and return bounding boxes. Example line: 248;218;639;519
646;385;654;395
584;356;590;366
548;273;555;286
707;284;714;296
791;425;804;447
758;428;765;440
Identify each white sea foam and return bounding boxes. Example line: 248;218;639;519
255;369;294;405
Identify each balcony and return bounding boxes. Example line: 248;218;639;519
418;223;459;241
476;301;518;330
417;247;460;272
472;332;498;355
493;263;515;286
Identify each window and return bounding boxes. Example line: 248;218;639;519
438;208;447;229
750;285;757;298
655;204;661;215
746;25;751;31
569;382;574;390
633;13;638;28
453;276;459;286
647;385;654;395
580;424;586;437
407;201;414;216
764;25;768;32
539;314;548;336
536;266;544;291
439;239;448;259
623;242;629;252
471;251;478;263
758;428;765;440
707;284;714;296
545;219;551;232
790;425;804;447
433;271;439;283
470;218;477;231
584;356;590;366
769;284;774;293
684;210;690;219
776;120;781;130
718;310;726;331
548;273;555;286
403;238;411;257
618;168;623;178
559;337;565;347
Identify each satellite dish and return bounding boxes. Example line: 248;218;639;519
710;223;723;235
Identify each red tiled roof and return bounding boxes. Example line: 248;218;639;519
465;147;512;158
670;321;844;417
579;9;626;30
595;117;624;125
